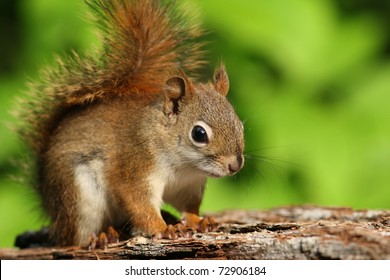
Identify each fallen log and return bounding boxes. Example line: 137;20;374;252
1;205;389;260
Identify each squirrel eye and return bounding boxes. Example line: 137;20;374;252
189;121;212;147
191;125;208;144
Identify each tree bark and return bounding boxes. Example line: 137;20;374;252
1;205;390;260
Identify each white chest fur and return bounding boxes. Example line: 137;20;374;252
147;160;206;213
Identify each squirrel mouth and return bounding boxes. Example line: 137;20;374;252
204;170;225;178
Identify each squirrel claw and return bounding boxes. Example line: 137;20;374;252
153;224;194;240
88;226;119;250
182;213;219;233
197;217;218;233
152;225;177;240
161;225;179;239
174;223;195;238
106;226;120;243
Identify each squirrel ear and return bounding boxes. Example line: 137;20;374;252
164;75;194;116
213;64;229;96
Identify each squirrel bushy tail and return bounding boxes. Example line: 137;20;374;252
18;0;205;175
82;0;205;100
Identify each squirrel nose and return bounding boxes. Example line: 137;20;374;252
228;154;244;174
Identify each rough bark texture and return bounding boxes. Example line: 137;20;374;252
1;205;390;260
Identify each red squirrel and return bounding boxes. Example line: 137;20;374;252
17;0;244;246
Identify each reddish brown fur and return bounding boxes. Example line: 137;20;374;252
19;0;205;164
17;0;244;246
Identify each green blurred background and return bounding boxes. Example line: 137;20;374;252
1;0;390;248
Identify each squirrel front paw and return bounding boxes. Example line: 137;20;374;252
155;214;218;240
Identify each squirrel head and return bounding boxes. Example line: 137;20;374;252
162;64;244;178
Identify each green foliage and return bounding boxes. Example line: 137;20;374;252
1;0;390;247
197;0;390;211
